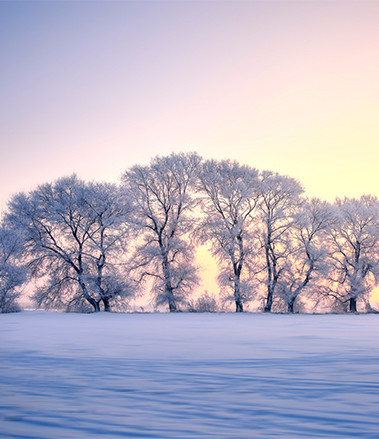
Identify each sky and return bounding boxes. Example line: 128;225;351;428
0;0;378;213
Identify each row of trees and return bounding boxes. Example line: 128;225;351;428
0;153;378;313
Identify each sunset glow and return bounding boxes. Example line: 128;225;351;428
1;1;378;211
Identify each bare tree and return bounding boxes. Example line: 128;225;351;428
327;195;379;312
197;159;260;312
257;171;304;312
0;227;28;312
6;176;134;312
276;198;334;312
122;153;201;312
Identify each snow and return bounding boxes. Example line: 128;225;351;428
1;312;379;438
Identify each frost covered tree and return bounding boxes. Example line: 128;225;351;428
122;153;201;312
76;182;135;311
257;171;304;312
276;198;334;312
0;227;28;312
327;195;379;313
6;176;133;312
197;159;260;312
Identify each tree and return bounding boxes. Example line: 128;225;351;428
276;198;333;312
77;181;135;311
122;153;201;312
0;227;28;312
327;195;379;312
257;171;304;312
197;159;260;312
6;176;133;312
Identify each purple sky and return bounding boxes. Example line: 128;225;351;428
1;0;378;212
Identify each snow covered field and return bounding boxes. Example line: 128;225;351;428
1;312;379;438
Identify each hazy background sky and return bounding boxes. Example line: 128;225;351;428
1;0;378;212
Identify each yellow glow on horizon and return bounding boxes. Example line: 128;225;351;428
196;244;219;295
196;245;379;312
370;286;379;309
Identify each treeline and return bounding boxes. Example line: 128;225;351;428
0;153;378;314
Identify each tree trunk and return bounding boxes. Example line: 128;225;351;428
78;277;100;312
168;301;177;312
77;251;100;312
161;249;177;312
165;279;177;312
288;298;295;313
264;288;273;312
234;277;243;312
88;298;100;312
234;238;244;313
235;298;243;312
102;297;111;312
264;241;276;313
349;297;357;313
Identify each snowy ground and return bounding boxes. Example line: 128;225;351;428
1;312;379;438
